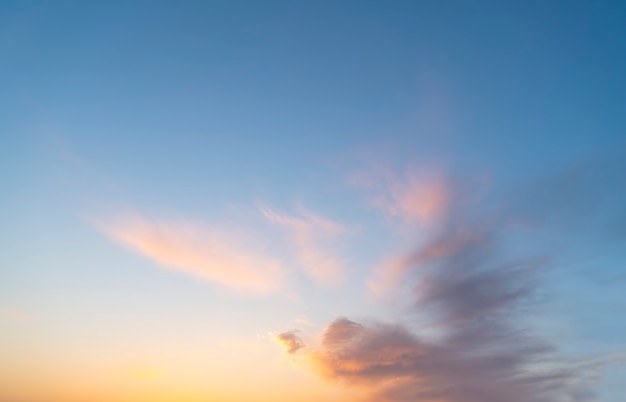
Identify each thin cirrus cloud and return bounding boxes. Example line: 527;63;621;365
382;170;449;224
352;163;450;226
95;213;285;295
365;167;460;295
277;158;626;402
261;206;348;287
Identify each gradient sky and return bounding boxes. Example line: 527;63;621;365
2;1;626;401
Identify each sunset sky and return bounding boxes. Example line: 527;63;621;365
2;1;626;401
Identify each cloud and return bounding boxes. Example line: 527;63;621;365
353;165;451;226
369;227;480;296
95;213;284;294
291;227;617;401
262;206;348;286
383;170;449;224
275;331;306;354
307;317;621;402
300;224;578;402
278;158;626;402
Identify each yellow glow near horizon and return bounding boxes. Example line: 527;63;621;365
0;326;354;402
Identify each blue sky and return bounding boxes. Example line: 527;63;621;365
2;1;626;401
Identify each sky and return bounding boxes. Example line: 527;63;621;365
1;1;626;401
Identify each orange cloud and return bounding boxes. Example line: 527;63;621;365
274;331;306;354
262;207;348;286
96;213;284;294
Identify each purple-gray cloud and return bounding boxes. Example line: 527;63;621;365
307;226;579;402
280;157;626;402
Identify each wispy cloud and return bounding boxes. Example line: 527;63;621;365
381;170;449;224
368;227;479;296
364;165;470;296
95;213;285;294
261;206;348;286
352;164;450;226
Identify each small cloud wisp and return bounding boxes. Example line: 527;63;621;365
275;331;306;355
354;164;450;226
262;206;348;286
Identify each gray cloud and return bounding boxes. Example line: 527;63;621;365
310;232;577;402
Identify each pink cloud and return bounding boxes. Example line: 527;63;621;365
350;162;450;226
373;168;450;225
96;213;284;295
388;172;448;224
261;207;348;287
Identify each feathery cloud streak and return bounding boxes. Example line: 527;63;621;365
262;207;348;286
96;213;285;294
353;164;450;225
